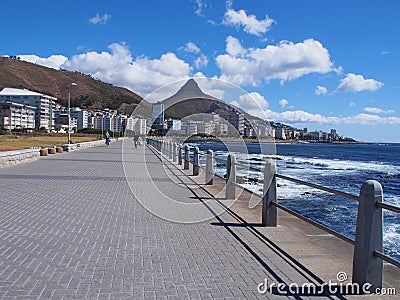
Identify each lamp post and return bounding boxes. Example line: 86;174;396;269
68;83;77;144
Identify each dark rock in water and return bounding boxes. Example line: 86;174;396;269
301;192;312;196
250;162;263;165
286;166;305;169
247;177;259;183
236;176;246;184
248;158;263;161
387;174;400;178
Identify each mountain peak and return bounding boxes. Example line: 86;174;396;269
174;78;210;98
179;79;201;92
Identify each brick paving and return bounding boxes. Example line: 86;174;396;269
0;140;338;299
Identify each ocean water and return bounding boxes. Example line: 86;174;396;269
189;141;400;261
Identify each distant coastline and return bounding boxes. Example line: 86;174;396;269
181;136;369;144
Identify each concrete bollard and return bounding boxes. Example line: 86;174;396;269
193;147;200;176
205;150;214;185
40;148;48;156
226;154;236;199
262;161;277;226
173;143;178;162
178;144;183;165
48;147;56;154
184;145;190;170
169;142;173;159
352;180;383;291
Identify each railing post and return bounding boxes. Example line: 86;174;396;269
184;145;190;170
178;144;183;165
353;180;383;290
193;147;200;176
226;154;236;199
205;150;214;185
262;161;277;226
173;143;177;162
168;142;173;159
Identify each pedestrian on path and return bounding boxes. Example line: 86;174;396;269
133;133;140;148
105;131;111;146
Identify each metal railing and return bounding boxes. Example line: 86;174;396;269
146;138;400;290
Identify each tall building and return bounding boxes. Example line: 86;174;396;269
54;107;89;130
0;88;57;131
275;128;287;140
127;117;147;135
70;108;88;130
0;102;36;130
152;102;164;128
112;115;127;133
167;119;181;131
54;113;78;132
227;112;245;136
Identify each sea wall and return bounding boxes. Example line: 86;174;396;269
61;140;106;152
0;148;40;168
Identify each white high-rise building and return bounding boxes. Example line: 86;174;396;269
70;107;88;130
152;102;164;128
167;119;181;131
0;88;57;131
126;117;147;135
0;102;36;130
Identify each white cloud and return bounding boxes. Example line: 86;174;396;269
18;54;68;69
89;13;111;25
60;43;191;98
279;99;288;108
315;85;328;95
222;8;275;36
194;54;208;68
337;73;384;93
193;75;227;99
225;36;246;57
363;107;394;114
194;0;206;16
181;42;201;54
347;113;400;125
238;92;269;110
217;38;334;86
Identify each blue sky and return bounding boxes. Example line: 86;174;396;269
1;0;400;142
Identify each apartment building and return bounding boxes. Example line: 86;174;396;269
0;102;36;130
0;88;57;131
127;117;147;135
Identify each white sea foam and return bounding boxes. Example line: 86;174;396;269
199;147;400;259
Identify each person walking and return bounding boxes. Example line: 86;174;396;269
105;131;110;146
133;133;140;148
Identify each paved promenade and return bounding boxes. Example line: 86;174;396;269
0;140;393;299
